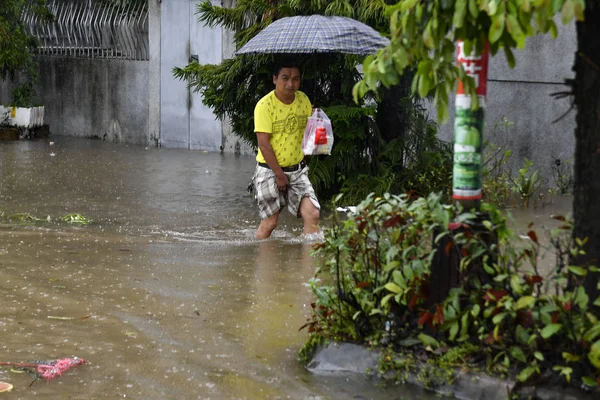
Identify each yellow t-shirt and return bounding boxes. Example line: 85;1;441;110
254;90;312;167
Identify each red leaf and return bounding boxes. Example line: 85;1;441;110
483;332;503;344
527;230;539;244
357;220;367;231
551;311;560;323
383;215;404;228
483;289;508;302
312;242;326;250
524;274;543;285
356;282;370;289
418;311;433;327
461;248;469;257
564;302;572;312
517;310;533;328
433;306;445;325
448;222;461;231
408;295;419;311
552;215;566;222
445;240;454;255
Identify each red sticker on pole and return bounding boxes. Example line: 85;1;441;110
456;41;490;97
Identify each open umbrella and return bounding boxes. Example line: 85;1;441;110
236;15;389;56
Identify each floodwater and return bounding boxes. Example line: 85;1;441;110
0;138;571;399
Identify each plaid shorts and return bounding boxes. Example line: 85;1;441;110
253;164;320;220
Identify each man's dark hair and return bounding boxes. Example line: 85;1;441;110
272;62;302;78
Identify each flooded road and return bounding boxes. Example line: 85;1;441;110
0;138;456;399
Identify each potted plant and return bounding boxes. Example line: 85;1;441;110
0;0;52;137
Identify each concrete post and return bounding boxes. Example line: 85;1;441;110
148;0;161;147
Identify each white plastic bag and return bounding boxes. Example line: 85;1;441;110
302;108;334;155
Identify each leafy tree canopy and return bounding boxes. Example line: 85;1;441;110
355;0;586;121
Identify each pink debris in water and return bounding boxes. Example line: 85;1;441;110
0;357;87;381
36;357;87;380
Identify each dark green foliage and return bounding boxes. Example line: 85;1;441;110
0;0;52;106
302;193;600;392
174;0;451;203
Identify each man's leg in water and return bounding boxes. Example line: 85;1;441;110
256;212;279;239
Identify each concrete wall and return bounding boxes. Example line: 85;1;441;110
436;22;577;187
1;57;150;144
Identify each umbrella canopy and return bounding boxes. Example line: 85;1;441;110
236;15;389;56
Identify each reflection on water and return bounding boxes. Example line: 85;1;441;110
501;195;573;277
0;138;457;399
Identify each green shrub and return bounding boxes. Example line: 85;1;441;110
301;193;600;392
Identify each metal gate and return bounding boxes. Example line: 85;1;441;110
159;0;222;151
22;0;149;60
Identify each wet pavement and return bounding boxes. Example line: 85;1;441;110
0;138;572;399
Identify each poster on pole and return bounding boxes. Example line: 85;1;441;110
453;41;490;202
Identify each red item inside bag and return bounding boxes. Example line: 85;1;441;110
314;126;327;145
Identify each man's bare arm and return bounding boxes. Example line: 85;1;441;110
257;132;288;190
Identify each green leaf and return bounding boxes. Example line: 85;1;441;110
534;351;544;361
423;23;434;49
562;352;583;362
504;46;516;69
541;323;562;339
471;304;481;317
568;265;587;276
581;376;598;387
418;333;440;349
417;75;431;98
400;0;420;12
384;282;402;294
453;0;468;28
468;0;479;18
510;346;527;362
553;365;573;382
549;20;558;39
561;0;575;25
574;0;585;20
399;337;422;347
449;321;460;341
510;274;523;294
516;325;530;344
575;285;589;310
588;340;600;369
515;296;536;310
381;293;394;307
517;366;537;382
488;13;506;44
493;312;507;325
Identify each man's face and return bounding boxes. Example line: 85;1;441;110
273;67;301;99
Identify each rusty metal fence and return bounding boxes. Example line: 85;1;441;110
22;0;149;60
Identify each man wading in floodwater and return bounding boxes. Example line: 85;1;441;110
252;62;320;239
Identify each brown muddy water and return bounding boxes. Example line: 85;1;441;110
0;138;571;399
